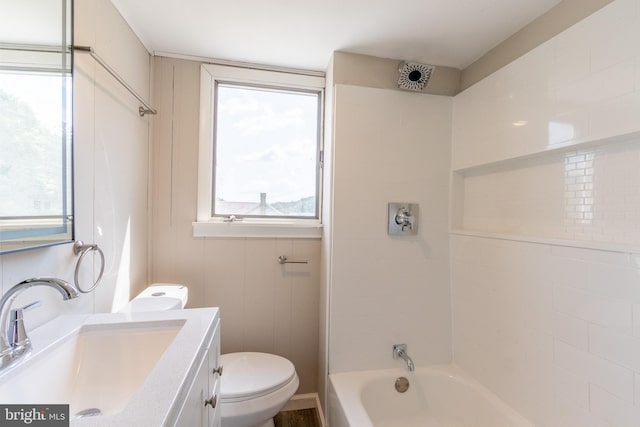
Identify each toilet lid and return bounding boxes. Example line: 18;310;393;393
220;352;296;401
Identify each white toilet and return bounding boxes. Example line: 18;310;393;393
122;284;299;427
119;283;189;313
220;352;299;427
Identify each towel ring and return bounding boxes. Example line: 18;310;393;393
73;240;105;293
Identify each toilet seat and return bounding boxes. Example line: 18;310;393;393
220;352;296;403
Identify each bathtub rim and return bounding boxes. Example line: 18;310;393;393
328;363;535;427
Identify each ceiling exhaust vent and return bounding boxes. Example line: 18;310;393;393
397;61;434;92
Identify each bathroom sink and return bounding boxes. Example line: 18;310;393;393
0;320;183;417
0;308;219;426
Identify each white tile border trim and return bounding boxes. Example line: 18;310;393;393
450;229;640;254
452;131;640;175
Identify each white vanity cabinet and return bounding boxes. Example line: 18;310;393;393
208;322;222;427
174;319;221;427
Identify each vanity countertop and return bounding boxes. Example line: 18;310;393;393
0;307;220;427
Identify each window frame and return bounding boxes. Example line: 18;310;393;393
195;64;325;238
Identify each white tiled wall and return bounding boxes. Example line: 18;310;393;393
453;0;640;170
452;1;640;425
328;84;452;373
460;139;640;245
150;56;320;393
0;0;150;329
452;236;640;426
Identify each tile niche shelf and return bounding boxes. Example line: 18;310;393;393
450;131;640;254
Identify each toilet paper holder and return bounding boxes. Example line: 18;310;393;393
277;255;308;264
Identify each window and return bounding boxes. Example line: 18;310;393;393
196;64;325;238
0;41;73;246
215;83;320;218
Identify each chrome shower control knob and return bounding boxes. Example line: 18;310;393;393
388;203;419;236
395;207;415;230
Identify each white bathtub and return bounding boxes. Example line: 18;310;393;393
328;365;535;427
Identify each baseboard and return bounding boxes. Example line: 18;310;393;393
281;393;327;426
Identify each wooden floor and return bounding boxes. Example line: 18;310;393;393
274;408;322;427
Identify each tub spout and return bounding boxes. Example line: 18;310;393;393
393;344;415;372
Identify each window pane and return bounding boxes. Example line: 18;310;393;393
0;71;72;218
214;84;319;218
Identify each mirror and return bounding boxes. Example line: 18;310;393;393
0;0;73;254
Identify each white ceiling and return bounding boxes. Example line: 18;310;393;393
110;0;562;72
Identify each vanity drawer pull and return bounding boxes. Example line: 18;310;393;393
212;365;223;376
204;395;217;408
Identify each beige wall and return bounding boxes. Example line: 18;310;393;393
0;0;150;328
333;51;460;96
150;56;321;394
461;0;614;89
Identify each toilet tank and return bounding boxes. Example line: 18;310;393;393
119;283;188;313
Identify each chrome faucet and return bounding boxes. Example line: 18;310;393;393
0;278;80;371
393;344;415;372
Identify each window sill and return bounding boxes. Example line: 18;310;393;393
192;220;322;239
